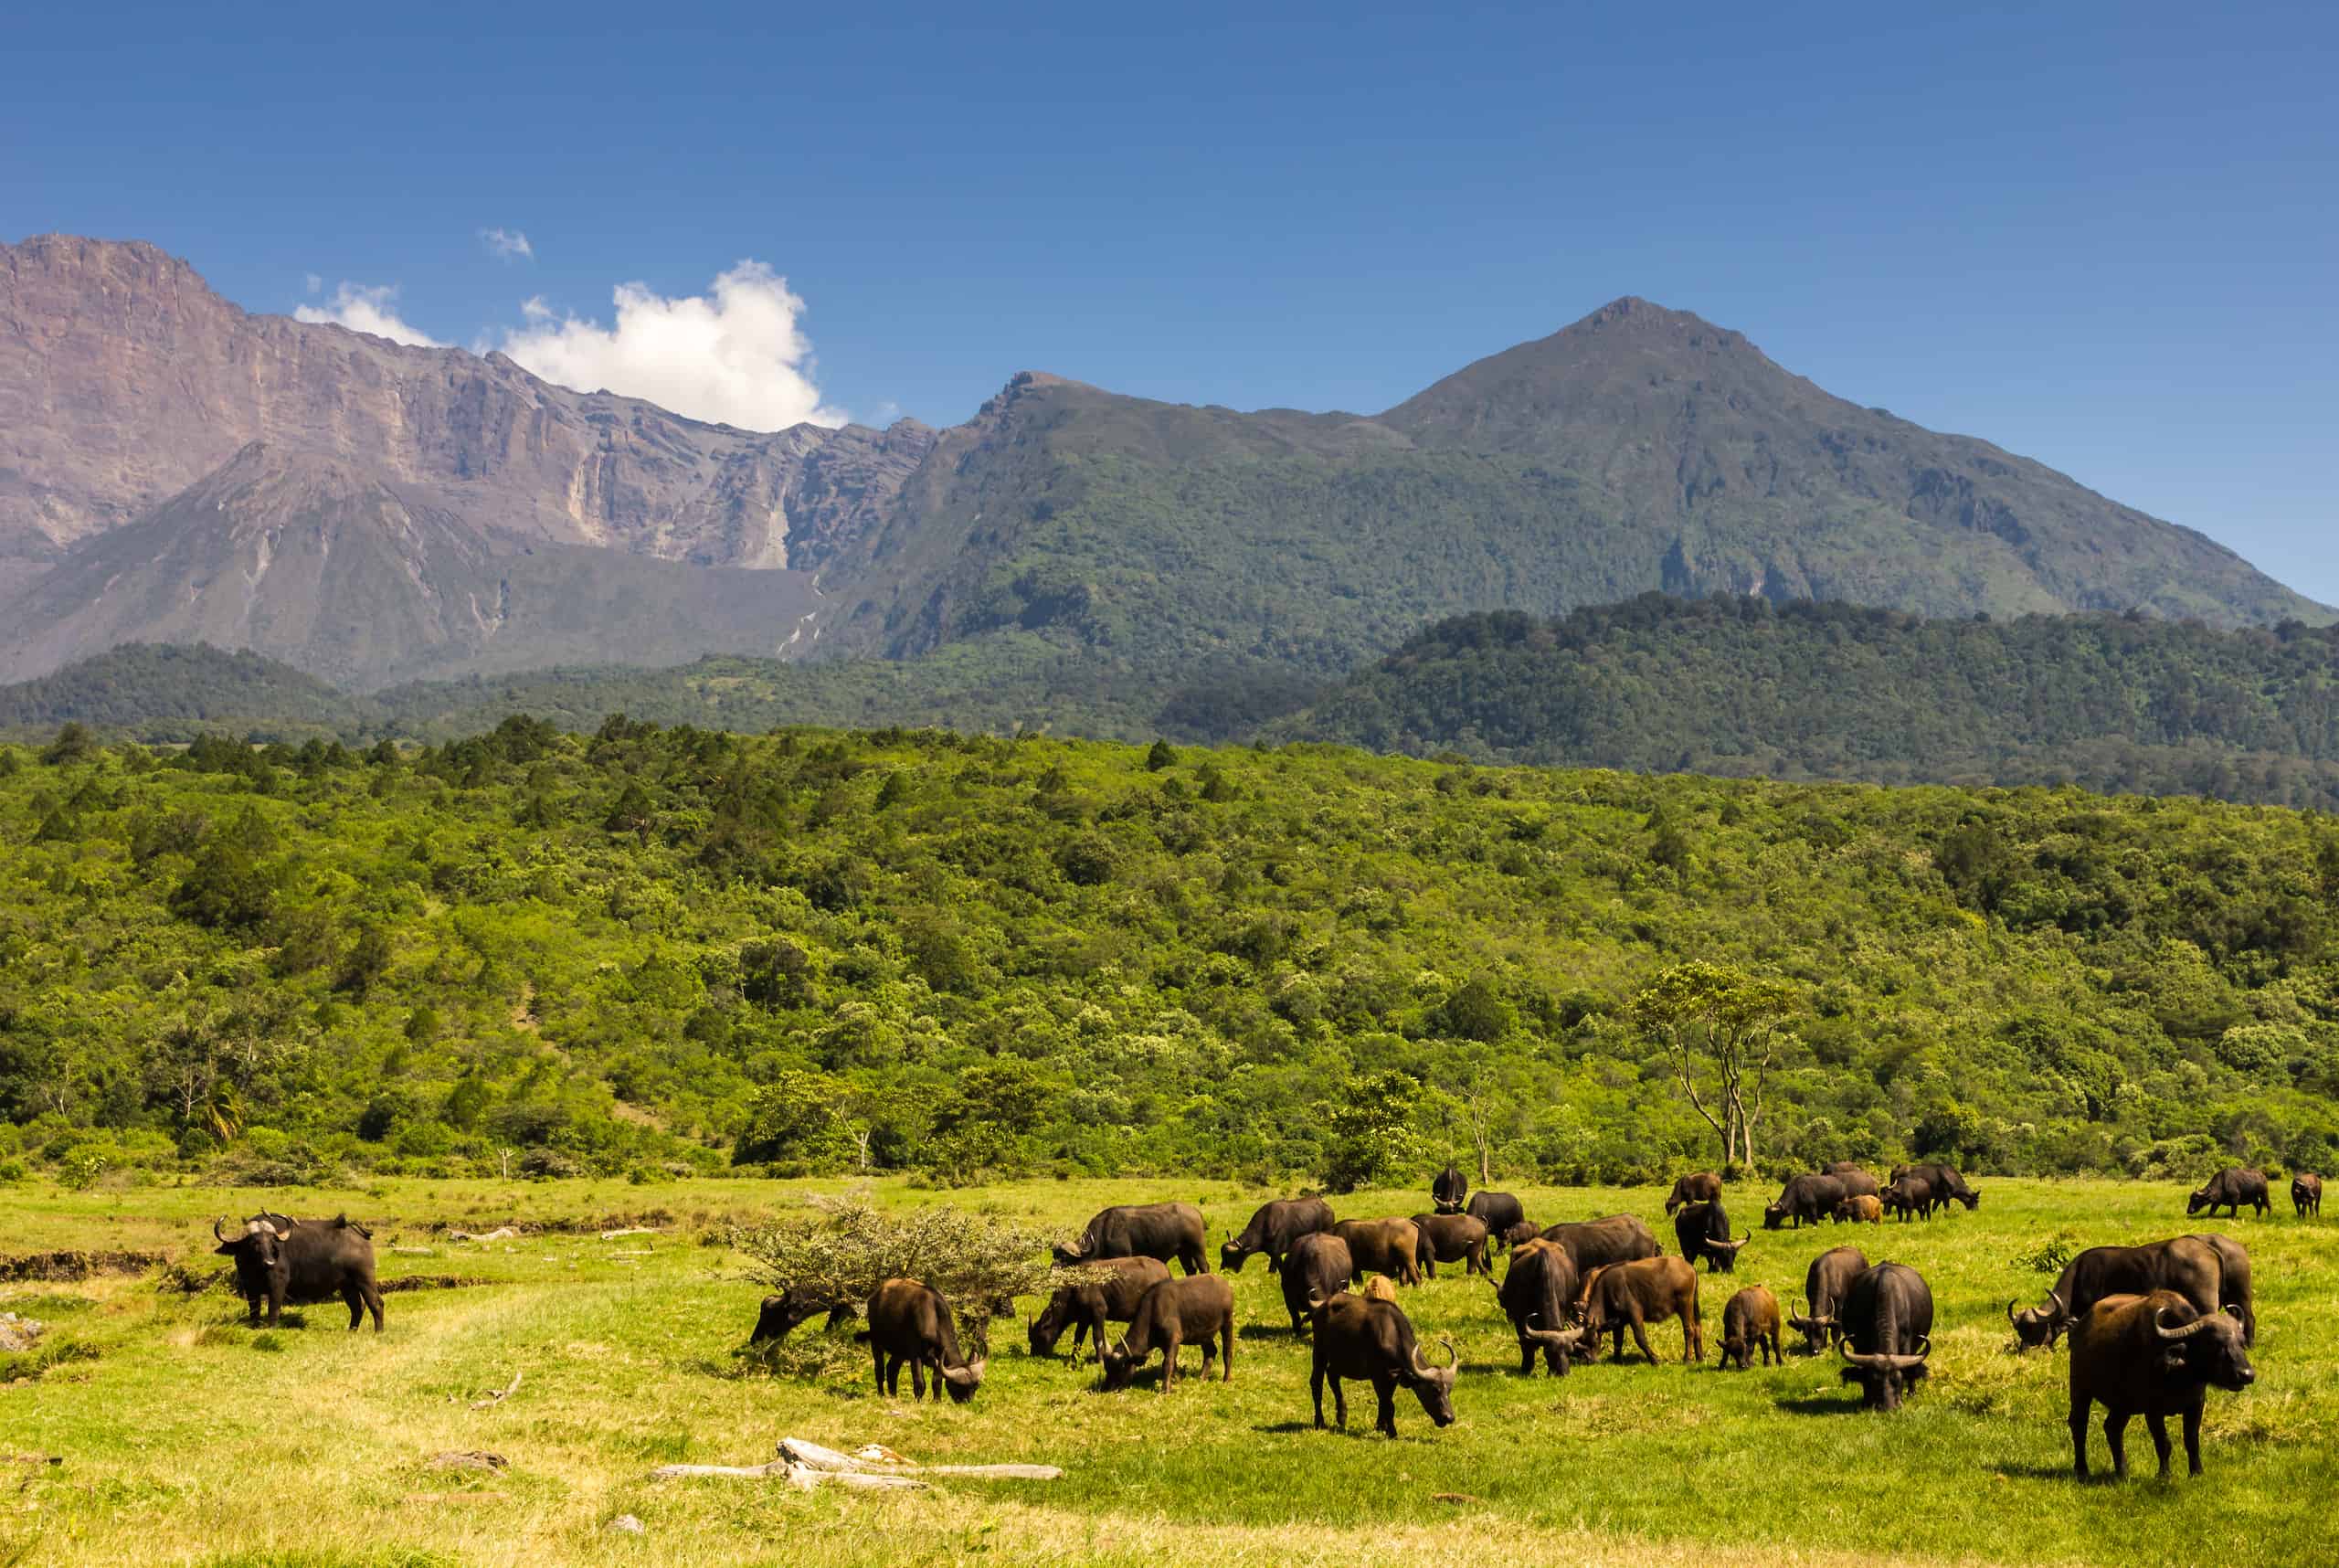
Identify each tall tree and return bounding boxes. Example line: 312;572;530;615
1630;962;1797;1175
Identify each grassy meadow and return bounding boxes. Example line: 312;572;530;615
2;1174;2333;1568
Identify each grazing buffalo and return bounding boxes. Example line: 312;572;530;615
1362;1275;1399;1303
750;1287;854;1345
2293;1171;2323;1220
1280;1233;1353;1335
1720;1286;1783;1371
1673;1200;1750;1273
1577;1255;1703;1365
1788;1245;1871;1352
2069;1291;2254;1478
1890;1162;1979;1210
1836;1262;1933;1410
1833;1195;1883;1225
1821;1164;1881;1199
2186;1168;2270;1220
1432;1163;1468;1215
1333;1218;1424;1287
2011;1236;2233;1351
1410;1213;1492;1278
1055;1202;1210;1275
1307;1291;1457;1437
864;1278;986;1403
1540;1215;1662;1277
1763;1173;1847;1230
1220;1197;1336;1274
1028;1255;1171;1361
212;1213;383;1331
1664;1171;1723;1215
1466;1191;1527;1243
1099;1275;1236;1393
1881;1174;1935;1221
2186;1233;2258;1347
1495;1237;1582;1376
1498;1219;1540;1249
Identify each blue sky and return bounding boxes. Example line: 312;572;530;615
6;2;2334;600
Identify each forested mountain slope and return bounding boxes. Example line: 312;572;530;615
1275;596;2339;808
3;723;2333;1187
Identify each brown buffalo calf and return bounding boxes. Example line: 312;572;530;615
1578;1255;1702;1364
1831;1194;1882;1224
1100;1275;1236;1393
1720;1286;1783;1370
1332;1218;1423;1287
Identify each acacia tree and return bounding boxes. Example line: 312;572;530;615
1630;962;1797;1176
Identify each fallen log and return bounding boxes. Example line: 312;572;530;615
648;1436;1062;1486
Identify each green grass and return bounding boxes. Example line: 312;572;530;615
2;1174;2329;1566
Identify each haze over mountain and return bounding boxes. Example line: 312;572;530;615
0;236;2325;694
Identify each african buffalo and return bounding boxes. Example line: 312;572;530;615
2011;1236;2229;1351
1664;1171;1722;1215
1432;1163;1468;1214
749;1287;854;1345
1577;1255;1703;1365
1788;1245;1870;1352
1540;1214;1662;1277
1333;1218;1424;1287
1056;1202;1210;1274
2187;1168;2270;1220
1307;1291;1457;1437
1280;1232;1353;1334
1763;1173;1847;1229
2293;1171;2323;1220
2069;1291;2254;1478
1833;1194;1883;1224
1673;1200;1750;1273
864;1278;985;1402
1494;1237;1582;1376
1466;1190;1526;1243
1362;1274;1399;1303
1821;1163;1881;1199
1890;1162;1979;1210
1220;1197;1335;1274
1881;1174;1935;1220
1027;1255;1171;1361
1498;1219;1540;1249
1100;1275;1235;1393
1720;1286;1783;1371
1410;1213;1492;1278
1836;1262;1933;1410
212;1213;383;1331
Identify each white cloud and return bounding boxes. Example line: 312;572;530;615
294;282;443;348
479;227;533;261
493;260;841;431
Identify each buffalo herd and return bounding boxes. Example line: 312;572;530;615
199;1155;2300;1470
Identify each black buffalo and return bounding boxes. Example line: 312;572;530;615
1028;1255;1171;1361
1280;1232;1354;1335
1099;1276;1235;1393
2293;1171;2323;1220
1466;1190;1526;1243
1054;1202;1209;1275
1673;1199;1750;1273
1787;1245;1870;1352
2069;1291;2254;1478
2186;1233;2258;1347
2186;1168;2270;1220
1890;1162;1979;1210
1409;1213;1492;1278
2010;1236;2230;1351
1763;1173;1846;1230
1836;1262;1933;1410
1431;1163;1468;1215
1307;1291;1457;1436
1881;1174;1936;1221
1220;1197;1335;1274
1824;1166;1881;1200
864;1278;986;1402
212;1213;383;1331
1540;1214;1661;1277
749;1287;854;1345
1493;1238;1582;1376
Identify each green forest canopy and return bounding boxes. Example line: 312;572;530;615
2;718;2335;1190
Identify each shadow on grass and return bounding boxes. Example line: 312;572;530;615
1774;1393;1864;1416
1237;1323;1302;1341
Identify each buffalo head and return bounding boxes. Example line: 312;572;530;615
1404;1333;1460;1425
2156;1305;2254;1393
1786;1297;1836;1354
2008;1293;2064;1351
1762;1202;1787;1231
1839;1335;1931;1410
937;1357;987;1404
2186;1187;2213;1216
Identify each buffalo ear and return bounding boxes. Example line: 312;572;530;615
214;1241;239;1256
2159;1351;2189;1376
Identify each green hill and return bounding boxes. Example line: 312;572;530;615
0;642;353;741
3;721;2333;1186
1276;596;2339;809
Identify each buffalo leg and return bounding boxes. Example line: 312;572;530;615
343;1284;365;1330
2069;1402;2092;1478
2103;1413;2130;1478
1180;1244;1208;1277
872;1344;887;1394
1310;1361;1328;1428
1219;1319;1234;1382
247;1293;263;1327
2182;1400;2206;1475
2145;1414;2173;1478
1371;1373;1399;1438
363;1281;385;1332
1518;1334;1536;1375
1626;1311;1657;1366
265;1285;284;1328
1163;1330;1182;1393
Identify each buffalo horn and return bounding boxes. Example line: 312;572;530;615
2006;1299;2019;1326
2154;1307;2216;1341
212;1216;229;1244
